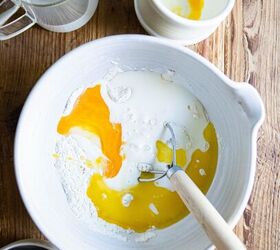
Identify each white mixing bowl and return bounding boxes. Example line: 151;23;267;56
14;35;264;250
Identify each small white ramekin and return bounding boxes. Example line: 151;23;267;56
134;0;235;44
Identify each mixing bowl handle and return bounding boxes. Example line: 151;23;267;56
168;167;246;250
233;83;265;129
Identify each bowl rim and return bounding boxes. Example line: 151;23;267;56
14;34;264;250
0;239;56;250
150;0;236;26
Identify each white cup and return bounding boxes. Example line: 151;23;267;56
0;0;99;40
134;0;235;44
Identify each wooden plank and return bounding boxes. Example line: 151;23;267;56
0;0;279;249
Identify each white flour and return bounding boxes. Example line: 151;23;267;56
54;134;156;242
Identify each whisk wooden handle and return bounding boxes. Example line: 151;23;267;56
169;169;246;250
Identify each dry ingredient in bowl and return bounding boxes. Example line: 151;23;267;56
53;68;218;241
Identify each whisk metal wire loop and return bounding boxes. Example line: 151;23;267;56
137;122;177;182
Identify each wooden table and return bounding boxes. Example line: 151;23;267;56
0;0;279;249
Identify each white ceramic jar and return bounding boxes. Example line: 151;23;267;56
134;0;235;44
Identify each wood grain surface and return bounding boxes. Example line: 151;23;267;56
0;0;279;249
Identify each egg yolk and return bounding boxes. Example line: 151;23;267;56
172;0;204;20
57;85;122;178
87;123;218;232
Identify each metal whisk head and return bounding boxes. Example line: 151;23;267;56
137;122;177;182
